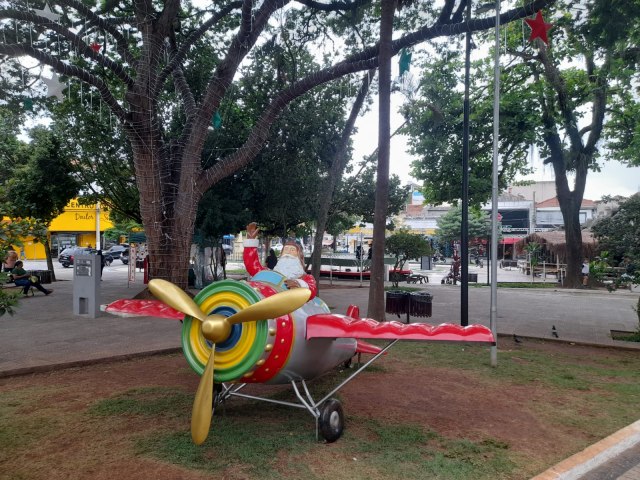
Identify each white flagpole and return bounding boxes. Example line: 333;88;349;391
490;0;501;367
95;201;101;250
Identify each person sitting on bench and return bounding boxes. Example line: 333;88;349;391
11;261;53;296
3;249;18;272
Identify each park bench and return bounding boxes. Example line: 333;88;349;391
500;259;518;270
407;274;429;284
600;267;626;286
1;270;52;296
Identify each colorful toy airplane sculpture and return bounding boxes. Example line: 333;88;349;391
104;269;494;445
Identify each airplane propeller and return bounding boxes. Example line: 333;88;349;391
148;278;311;445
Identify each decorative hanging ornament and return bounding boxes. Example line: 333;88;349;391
42;72;65;100
90;42;102;53
33;3;60;22
525;11;553;45
399;48;412;77
211;111;222;129
22;97;34;111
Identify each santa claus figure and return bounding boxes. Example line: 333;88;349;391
243;222;317;299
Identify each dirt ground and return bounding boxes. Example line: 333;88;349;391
0;340;634;480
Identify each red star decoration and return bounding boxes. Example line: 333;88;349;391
525;11;553;45
89;42;102;53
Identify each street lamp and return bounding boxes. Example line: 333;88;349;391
489;0;501;367
461;2;501;368
472;0;502;366
461;0;472;327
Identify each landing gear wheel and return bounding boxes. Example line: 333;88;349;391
213;383;224;412
319;398;344;443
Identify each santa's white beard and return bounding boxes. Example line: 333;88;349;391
273;254;305;280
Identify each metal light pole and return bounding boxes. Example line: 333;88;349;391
461;0;472;327
489;0;501;367
95;201;101;250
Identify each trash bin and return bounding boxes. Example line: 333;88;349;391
409;292;432;318
468;273;478;283
28;270;52;284
385;290;409;316
386;290;434;322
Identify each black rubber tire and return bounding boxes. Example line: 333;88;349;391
213;383;224;413
62;263;70;268
319;398;344;443
121;259;128;265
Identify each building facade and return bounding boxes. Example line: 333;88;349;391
15;199;113;260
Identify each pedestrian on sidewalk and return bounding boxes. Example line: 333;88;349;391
266;249;278;270
11;261;53;296
582;259;590;287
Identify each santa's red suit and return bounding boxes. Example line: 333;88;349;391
243;239;317;299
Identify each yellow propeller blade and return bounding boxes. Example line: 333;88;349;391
191;347;215;445
148;280;311;445
148;279;207;322
226;288;311;325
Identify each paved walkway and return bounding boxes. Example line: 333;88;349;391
1;259;639;479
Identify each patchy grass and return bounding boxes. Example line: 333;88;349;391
2;340;640;479
611;331;640;342
393;340;640;437
343;420;514;480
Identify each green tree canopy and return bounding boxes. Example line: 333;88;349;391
592;194;640;265
5;126;79;223
435;205;491;246
329;165;410;234
401;52;535;206
385;228;432;273
403;0;640;287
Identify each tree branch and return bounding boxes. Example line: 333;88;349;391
155;1;242;97
536;42;583;152
197;0;556;193
167;44;196;117
0;43;128;123
0;9;134;88
295;0;371;12
56;0;136;66
584;51;609;156
183;0;290;171
437;0;457;24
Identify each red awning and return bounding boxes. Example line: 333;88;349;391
500;237;521;245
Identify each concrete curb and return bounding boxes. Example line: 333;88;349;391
495;333;640;352
531;420;640;480
0;347;183;379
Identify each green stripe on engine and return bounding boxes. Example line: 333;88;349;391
181;280;267;382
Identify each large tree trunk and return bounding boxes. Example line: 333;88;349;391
536;44;606;289
367;0;396;319
311;69;376;287
44;237;56;282
132;135;201;289
554;157;588;287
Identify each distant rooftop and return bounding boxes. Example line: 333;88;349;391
536;197;596;208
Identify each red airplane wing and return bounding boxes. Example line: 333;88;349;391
307;314;495;344
103;299;184;320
